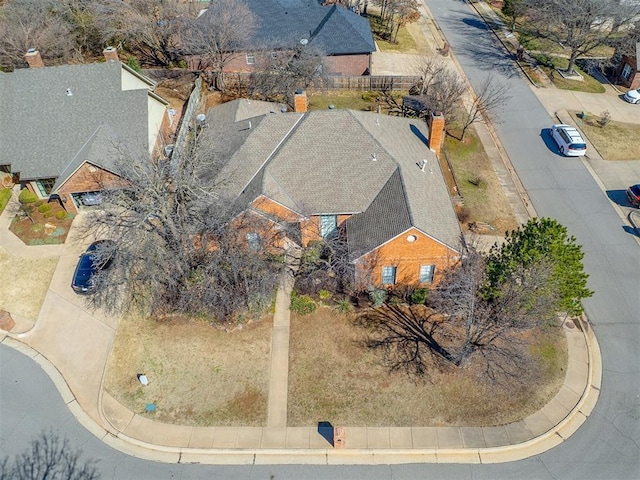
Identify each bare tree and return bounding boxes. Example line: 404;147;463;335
91;0;193;67
0;0;76;70
357;241;561;378
0;430;100;480
247;44;327;105
371;0;420;42
536;0;640;75
181;0;257;91
458;74;511;141
405;55;466;120
78;134;283;324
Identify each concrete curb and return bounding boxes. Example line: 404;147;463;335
1;318;601;465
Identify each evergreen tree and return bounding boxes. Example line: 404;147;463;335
485;218;592;316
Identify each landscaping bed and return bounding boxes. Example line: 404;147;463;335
9;196;75;245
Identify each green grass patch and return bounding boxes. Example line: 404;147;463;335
0;188;11;213
541;57;605;93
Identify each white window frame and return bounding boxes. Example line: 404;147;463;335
381;266;397;285
419;265;435;283
622;63;633;80
246;53;255;65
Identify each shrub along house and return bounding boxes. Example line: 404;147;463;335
190;0;376;76
0;48;170;213
203;93;462;288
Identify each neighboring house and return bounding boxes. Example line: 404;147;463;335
192;0;376;76
203;94;462;288
0;48;170;213
615;42;640;89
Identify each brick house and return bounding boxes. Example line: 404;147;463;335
202;96;462;288
0;49;170;213
615;42;640;89
190;0;376;76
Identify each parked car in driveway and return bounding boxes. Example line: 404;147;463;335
627;184;640;207
80;192;103;206
623;88;640;104
71;240;115;294
550;124;587;156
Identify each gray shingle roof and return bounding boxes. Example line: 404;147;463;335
200;0;375;55
52;124;128;192
0;62;154;183
210;105;462;256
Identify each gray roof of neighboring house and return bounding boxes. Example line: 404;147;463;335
0;61;153;185
210;105;461;256
201;0;375;55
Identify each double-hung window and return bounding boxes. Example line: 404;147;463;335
381;266;397;285
419;265;435;283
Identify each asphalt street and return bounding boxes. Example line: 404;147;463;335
424;0;640;478
1;1;639;479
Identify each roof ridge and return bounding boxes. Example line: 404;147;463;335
238;113;307;194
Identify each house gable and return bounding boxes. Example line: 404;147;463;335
0;61;167;184
355;227;459;289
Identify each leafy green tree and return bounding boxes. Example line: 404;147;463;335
485;218;592;316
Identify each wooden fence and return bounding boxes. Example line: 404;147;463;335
221;73;421;92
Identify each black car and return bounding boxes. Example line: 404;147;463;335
71;240;115;294
627;184;640;208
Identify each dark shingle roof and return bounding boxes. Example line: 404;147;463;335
200;0;375;55
345;169;413;260
0;62;154;182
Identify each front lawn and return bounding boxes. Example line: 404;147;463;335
288;307;566;427
571;111;640;161
105;313;272;426
0;248;58;320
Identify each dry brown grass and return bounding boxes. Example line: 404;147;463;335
445;130;519;234
104;313;272;426
571;111;640;161
288;307;567;427
0;247;58;320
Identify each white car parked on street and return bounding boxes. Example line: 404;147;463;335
623;88;640;104
550;124;587;157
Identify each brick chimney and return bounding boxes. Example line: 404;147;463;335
25;49;44;68
294;89;308;113
103;46;119;62
428;112;445;157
